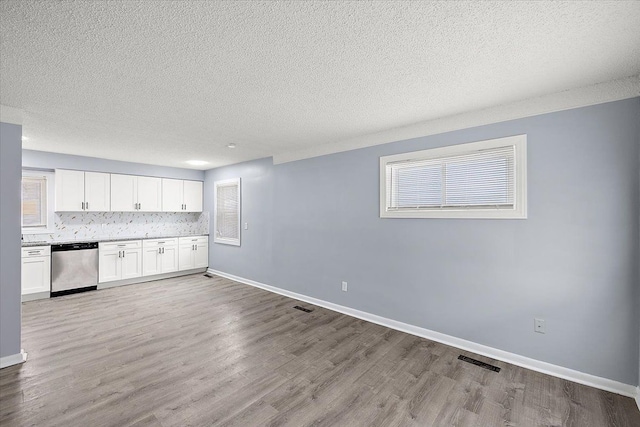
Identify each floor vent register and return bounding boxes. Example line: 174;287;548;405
458;355;501;372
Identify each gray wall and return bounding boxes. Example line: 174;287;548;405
0;122;22;359
205;97;640;386
23;150;205;181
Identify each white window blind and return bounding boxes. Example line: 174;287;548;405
214;178;241;246
380;135;527;219
388;146;515;209
22;176;48;228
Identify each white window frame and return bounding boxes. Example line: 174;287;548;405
213;177;241;246
380;135;527;219
21;169;56;234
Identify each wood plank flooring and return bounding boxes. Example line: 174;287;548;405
1;274;638;426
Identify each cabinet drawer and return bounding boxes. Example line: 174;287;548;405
178;236;208;245
22;246;51;258
100;240;142;251
143;238;177;248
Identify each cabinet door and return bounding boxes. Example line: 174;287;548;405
183;181;203;212
178;244;194;271
121;249;142;279
99;251;121;283
137;176;162;212
84;172;111;212
193;243;208;268
162;179;184;212
161;246;179;273
21;256;51;294
55;169;85;211
111;174;137;212
142;247;161;277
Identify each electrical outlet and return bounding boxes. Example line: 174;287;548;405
534;318;545;334
341;281;348;292
244;222;248;230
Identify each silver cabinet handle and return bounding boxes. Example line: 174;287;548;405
81;202;85;210
86;202;89;210
184;204;187;211
118;251;121;258
162;247;165;254
158;248;161;254
123;251;125;258
195;244;197;251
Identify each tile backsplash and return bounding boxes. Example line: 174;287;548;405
23;211;209;243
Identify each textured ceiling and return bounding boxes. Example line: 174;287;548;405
1;1;639;169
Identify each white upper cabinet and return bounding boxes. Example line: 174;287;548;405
84;172;111;211
137;176;162;212
110;174;137;212
111;174;162;212
183;181;203;212
162;179;203;212
55;169;84;211
57;169;201;213
55;169;110;212
162;179;184;212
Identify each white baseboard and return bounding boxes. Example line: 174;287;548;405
208;268;638;399
636;387;640;412
0;349;27;369
98;268;207;290
22;291;50;302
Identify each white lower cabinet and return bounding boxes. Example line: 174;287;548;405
21;246;51;298
142;238;178;276
178;236;209;271
99;240;142;283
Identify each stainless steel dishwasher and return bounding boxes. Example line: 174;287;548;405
51;242;99;297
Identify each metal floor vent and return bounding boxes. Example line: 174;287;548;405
293;305;313;313
458;355;501;372
203;273;215;278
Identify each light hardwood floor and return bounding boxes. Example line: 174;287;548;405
1;274;638;426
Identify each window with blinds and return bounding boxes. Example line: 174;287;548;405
22;175;48;228
213;178;241;246
380;135;527;219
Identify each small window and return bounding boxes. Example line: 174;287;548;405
22;170;55;233
213;178;241;246
380;135;527;219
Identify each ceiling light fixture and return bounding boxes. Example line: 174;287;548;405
185;160;209;166
227;143;236;149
